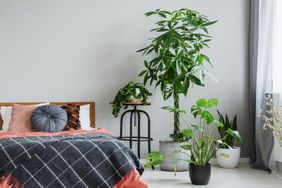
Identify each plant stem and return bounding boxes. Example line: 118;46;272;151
173;92;180;138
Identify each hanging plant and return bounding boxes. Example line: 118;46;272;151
111;81;152;117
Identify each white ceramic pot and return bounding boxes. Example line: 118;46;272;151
216;147;241;168
159;140;189;171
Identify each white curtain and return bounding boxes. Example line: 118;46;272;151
268;0;282;176
250;0;276;170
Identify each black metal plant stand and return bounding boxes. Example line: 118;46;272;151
118;103;153;160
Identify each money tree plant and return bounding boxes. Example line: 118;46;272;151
138;9;217;141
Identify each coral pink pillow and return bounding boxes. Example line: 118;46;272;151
8;104;47;133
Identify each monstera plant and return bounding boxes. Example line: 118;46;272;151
138;9;217;142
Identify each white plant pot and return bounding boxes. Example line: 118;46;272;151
216;147;241;168
159;140;189;171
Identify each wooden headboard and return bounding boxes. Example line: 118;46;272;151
0;102;95;128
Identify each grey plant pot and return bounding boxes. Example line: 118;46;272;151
159;140;189;171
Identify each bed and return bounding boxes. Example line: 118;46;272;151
0;102;147;188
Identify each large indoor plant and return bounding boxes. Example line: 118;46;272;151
216;111;243;168
138;9;217;171
111;81;152;117
145;98;237;185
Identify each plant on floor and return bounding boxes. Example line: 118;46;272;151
111;81;152;117
145;98;239;184
217;111;242;148
145;98;227;166
216;111;243;168
175;98;225;165
137;9;217;142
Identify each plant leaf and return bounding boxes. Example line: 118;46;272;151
145;11;155;17
202;20;218;26
226;129;243;143
181;128;193;138
169;48;176;56
201;110;214;124
196;98;207;108
207;98;218;108
189;75;202;86
191;105;201;118
180;144;192;150
144;151;164;168
138;70;147;77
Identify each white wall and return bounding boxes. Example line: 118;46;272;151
0;0;250;157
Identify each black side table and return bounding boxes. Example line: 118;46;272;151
118;102;153;159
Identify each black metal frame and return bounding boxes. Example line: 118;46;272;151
118;105;153;160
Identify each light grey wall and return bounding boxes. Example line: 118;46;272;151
0;0;250;157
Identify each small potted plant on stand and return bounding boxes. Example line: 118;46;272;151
145;98;238;185
111;81;152;117
216;111;243;168
138;8;217;171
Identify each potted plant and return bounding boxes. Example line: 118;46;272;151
145;98;235;185
216;111;243;168
138;9;217;171
111;81;152;117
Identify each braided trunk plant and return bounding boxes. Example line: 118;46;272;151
138;9;217;142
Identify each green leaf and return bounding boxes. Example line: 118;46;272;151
136;46;149;53
202;54;213;67
183;78;190;96
158;12;167;18
138;70;147;77
201;110;214;124
191;105;201;118
145;11;155;17
232;115;237;130
217;122;224;128
196;98;207;108
144;60;149;68
181;128;193;138
169;48;176;56
180;144;192;150
144;151;164;168
197;54;204;64
207;98;218;108
189;75;202;85
173;61;179;75
202;20;218;26
226;129;243;143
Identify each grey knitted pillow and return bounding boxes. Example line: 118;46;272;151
30;105;68;132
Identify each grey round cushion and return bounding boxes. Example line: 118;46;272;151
30;105;68;132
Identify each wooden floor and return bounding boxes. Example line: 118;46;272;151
142;164;281;188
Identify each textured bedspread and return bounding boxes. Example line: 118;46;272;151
0;131;143;188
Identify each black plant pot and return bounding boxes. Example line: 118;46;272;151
189;163;211;185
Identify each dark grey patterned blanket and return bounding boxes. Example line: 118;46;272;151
0;133;142;188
